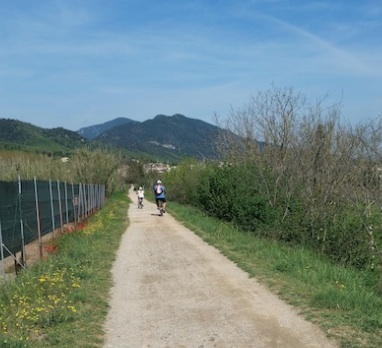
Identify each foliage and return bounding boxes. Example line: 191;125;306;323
165;85;382;277
165;161;271;232
166;168;378;271
161;159;202;204
218;86;382;272
196;164;236;221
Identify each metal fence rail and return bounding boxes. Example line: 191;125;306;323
0;177;105;280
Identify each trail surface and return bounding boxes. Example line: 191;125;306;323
103;189;337;348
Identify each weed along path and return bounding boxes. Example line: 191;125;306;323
103;188;337;348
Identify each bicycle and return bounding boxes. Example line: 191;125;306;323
138;197;144;209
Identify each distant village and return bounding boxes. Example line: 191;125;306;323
143;162;173;174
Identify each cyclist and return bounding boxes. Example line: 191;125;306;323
137;186;144;207
153;180;166;213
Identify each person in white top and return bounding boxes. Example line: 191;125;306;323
137;186;144;207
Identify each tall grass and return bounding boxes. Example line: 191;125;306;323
0;151;56;181
0;148;127;195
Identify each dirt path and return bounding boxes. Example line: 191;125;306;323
103;189;337;348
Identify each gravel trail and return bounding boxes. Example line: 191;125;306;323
103;189;337;348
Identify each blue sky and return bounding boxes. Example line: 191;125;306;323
0;0;381;131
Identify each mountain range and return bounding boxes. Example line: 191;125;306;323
0;114;225;161
77;117;139;140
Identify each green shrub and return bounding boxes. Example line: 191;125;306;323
232;194;269;232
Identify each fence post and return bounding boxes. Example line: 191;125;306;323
64;182;69;226
96;184;99;210
0;219;5;281
72;183;78;230
90;184;93;213
34;177;43;258
78;183;84;223
83;184;88;219
99;184;102;210
76;183;80;227
57;180;63;234
49;179;55;238
91;184;95;213
18;175;26;267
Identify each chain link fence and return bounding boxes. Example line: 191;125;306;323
0;177;105;281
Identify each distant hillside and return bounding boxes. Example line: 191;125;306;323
95;114;222;161
0;115;238;162
0;119;87;155
77;117;138;140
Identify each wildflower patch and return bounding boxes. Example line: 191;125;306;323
0;268;81;346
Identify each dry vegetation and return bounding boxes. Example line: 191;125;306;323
214;86;382;272
0;147;127;196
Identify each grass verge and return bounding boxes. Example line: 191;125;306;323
0;191;129;348
168;202;382;348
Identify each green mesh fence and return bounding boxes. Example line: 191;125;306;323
0;181;20;258
0;179;105;260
